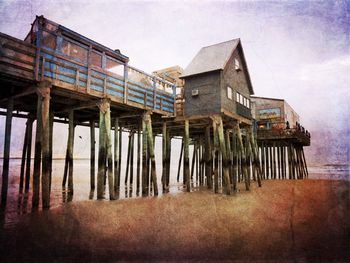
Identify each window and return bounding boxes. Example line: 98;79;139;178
42;31;56;50
234;58;240;70
247;99;250;109
90;50;102;68
227;86;233;100
239;94;243;104
236;92;240;102
61;39;88;63
106;56;124;76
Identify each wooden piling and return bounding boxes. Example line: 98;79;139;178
261;143;265;180
287;146;293;179
130;131;135;186
97;100;108;199
118;123;122;189
269;144;273;179
104;103;114;200
212;119;219;193
142;114;148;195
62;110;75;194
183;119;190;191
199;137;204;185
90;120;96;191
215;116;231;195
205;126;212;189
166;129;171;189
236;123;250;191
301;147;308;178
32;95;42;208
136;122;141;193
162;122;167;190
195;142;199;183
177;138;183;183
1;98;13;205
265;145;269;179
125;131;132;185
191;142;197;180
277;145;283;179
231;129;237;191
48;112;54;194
24;118;33;192
225;129;232;188
248;127;262;187
272;143;276;179
41;82;51;208
19;119;29;193
144;113;158;195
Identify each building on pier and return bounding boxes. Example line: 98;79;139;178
251;96;310;180
180;39;253;122
251;96;310;146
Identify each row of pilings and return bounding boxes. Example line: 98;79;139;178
258;143;308;180
0;83;308;209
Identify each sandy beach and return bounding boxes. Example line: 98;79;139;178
0;179;349;262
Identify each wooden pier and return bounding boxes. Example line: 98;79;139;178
0;16;310;209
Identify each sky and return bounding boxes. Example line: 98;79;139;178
0;0;349;165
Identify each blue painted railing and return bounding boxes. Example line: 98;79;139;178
39;47;175;114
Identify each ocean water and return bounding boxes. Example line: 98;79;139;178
0;159;349;229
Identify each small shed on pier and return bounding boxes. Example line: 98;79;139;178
180;39;254;121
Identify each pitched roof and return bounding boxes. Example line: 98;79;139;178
181;39;240;78
181;39;254;94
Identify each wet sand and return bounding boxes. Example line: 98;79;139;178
0;179;349;262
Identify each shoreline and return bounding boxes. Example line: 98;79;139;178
1;179;349;262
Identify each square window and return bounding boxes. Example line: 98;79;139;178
236;92;240;102
227;86;232;100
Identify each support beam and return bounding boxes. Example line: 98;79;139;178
166;130;171;188
248;127;262;187
125;131;132;185
162;121;167;191
32;94;42;208
301;147;309;178
142;115;148;195
236;123;250;191
205;126;212;189
105;103;114;200
97;100;108;199
24;118;33;192
113;118;119;193
48;112;54;194
41;82;51;209
232;129;237;191
62;110;74;195
19;119;29;193
191;142;197;181
90;120;96;191
177;138;183;183
183;119;190;191
144;113;158;195
214;116;231;195
1;98;13;206
136;122;141;194
212;119;219;193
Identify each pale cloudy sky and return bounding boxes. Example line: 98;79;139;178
0;0;349;164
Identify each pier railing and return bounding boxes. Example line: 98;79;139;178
257;128;310;146
0;32;176;114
